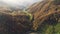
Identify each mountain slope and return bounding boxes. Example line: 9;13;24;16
27;0;60;33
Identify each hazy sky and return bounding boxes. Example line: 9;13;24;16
0;0;43;8
0;0;43;5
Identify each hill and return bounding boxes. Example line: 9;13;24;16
27;0;60;34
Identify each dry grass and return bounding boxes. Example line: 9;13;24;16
27;0;60;31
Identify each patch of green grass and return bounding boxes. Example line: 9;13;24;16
37;21;60;34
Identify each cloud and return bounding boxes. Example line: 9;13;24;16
0;0;42;4
0;0;43;7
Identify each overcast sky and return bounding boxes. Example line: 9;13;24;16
0;0;43;5
0;0;43;8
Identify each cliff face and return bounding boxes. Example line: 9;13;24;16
27;0;60;32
